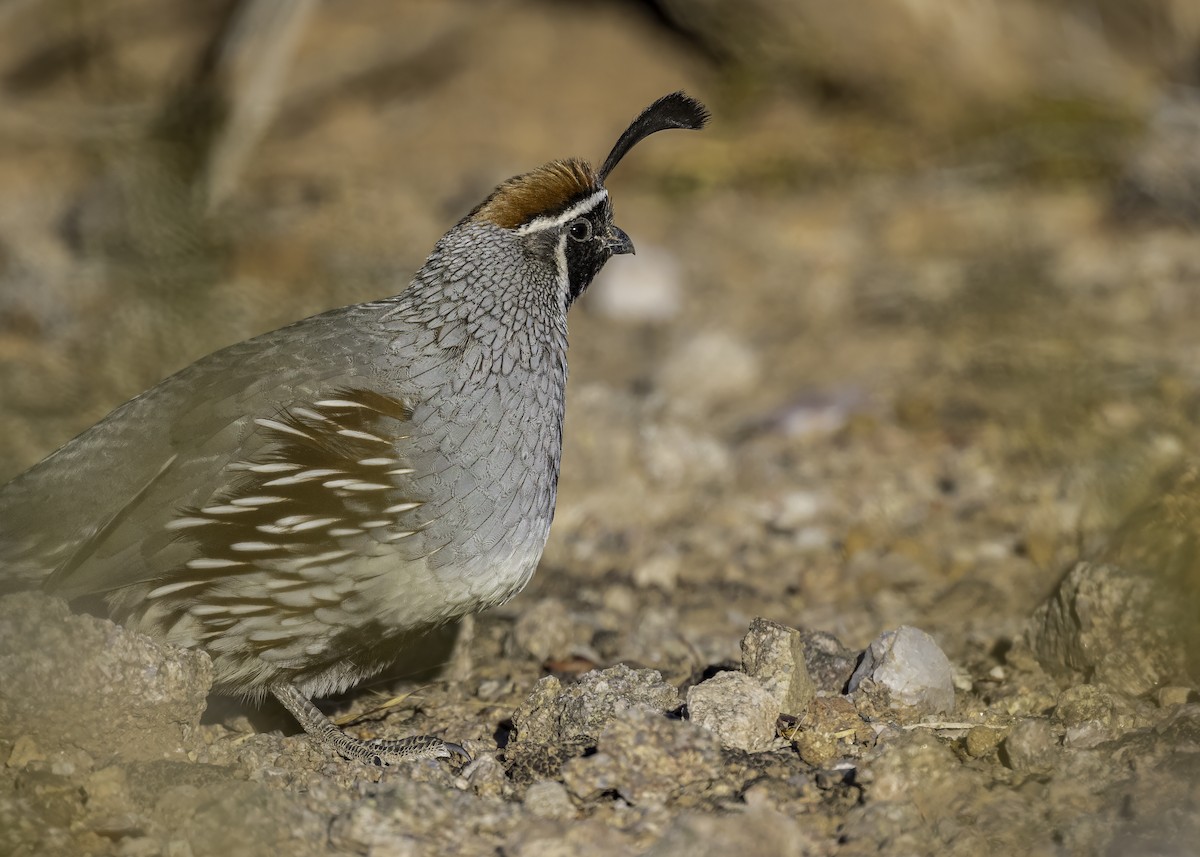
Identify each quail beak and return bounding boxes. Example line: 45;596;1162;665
605;226;635;256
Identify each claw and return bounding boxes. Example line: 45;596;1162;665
442;741;472;761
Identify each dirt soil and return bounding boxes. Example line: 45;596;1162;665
1;2;1199;856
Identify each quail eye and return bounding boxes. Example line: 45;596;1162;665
568;218;592;242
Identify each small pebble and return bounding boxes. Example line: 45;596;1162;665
965;725;1008;758
687;670;781;753
1157;686;1192;707
848;626;956;715
512;597;580;662
524;780;577;820
772;491;825;529
798;630;859;695
1002;718;1058;773
741;618;817;716
632;553;681;591
6;735;44;769
83;765;133;818
1054;685;1117;749
463;754;507;798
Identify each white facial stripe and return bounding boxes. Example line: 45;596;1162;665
515;189;609;235
554;231;569;300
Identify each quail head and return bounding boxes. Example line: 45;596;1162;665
0;92;709;765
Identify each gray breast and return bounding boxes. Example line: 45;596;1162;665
374;226;571;611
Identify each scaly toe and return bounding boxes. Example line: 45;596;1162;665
364;734;470;765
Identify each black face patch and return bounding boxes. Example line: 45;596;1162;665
563;203;613;304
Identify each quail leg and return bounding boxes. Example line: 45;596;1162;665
270;681;468;766
444;614;476;685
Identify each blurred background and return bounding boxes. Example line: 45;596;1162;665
0;0;1195;464
2;1;1200;850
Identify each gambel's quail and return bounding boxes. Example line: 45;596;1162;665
0;92;709;765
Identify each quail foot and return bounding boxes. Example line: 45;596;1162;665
0;93;709;766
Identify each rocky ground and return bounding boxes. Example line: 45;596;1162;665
1;1;1199;855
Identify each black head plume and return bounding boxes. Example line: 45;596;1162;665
597;91;710;183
